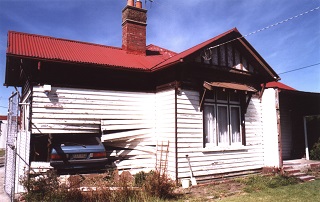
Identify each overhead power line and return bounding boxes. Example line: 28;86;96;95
207;6;320;50
278;62;320;75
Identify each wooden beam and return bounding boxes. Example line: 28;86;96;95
199;89;207;112
238;38;278;80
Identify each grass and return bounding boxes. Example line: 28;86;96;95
175;174;319;202
0;149;5;157
220;179;320;202
236;174;299;193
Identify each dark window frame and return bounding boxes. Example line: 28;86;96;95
203;89;245;148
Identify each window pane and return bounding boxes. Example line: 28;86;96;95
217;89;228;102
217;105;228;144
206;91;215;100
230;106;241;143
203;105;216;144
229;91;240;103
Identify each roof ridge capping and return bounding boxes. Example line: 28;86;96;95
7;30;123;51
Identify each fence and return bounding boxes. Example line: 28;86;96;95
4;92;19;200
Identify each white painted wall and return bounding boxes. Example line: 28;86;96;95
262;88;280;168
176;89;265;181
0;119;7;149
15;131;31;193
155;89;176;179
29;85;281;180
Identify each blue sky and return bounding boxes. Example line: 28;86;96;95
0;0;319;115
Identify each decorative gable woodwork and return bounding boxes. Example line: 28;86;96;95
195;43;257;74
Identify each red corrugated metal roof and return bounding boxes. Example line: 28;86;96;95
0;116;7;120
7;31;177;70
266;81;296;91
6;28;279;81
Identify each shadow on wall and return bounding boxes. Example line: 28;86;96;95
307;116;320;154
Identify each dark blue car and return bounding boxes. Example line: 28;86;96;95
50;135;108;172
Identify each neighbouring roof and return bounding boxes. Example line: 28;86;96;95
266;81;296;91
6;31;177;70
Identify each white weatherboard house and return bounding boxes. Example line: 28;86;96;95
4;0;319;196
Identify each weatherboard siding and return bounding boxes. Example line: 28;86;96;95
31;86;265;179
176;89;264;180
31;86;157;174
155;89;177;179
31;86;155;134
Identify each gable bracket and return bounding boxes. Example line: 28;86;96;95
199;88;207;112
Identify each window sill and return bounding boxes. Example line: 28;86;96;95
200;145;248;153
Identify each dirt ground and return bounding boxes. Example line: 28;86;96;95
175;180;246;201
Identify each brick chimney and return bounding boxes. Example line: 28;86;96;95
122;0;147;55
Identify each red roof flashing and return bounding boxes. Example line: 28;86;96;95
266;81;296;91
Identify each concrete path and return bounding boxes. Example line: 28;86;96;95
0;158;11;202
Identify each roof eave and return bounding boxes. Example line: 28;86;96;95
237;38;280;82
6;53;150;72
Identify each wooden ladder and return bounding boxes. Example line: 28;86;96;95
155;140;169;175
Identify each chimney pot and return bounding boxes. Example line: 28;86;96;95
136;0;142;8
127;0;134;6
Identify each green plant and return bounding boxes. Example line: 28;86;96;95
310;137;320;160
134;171;149;187
142;170;176;199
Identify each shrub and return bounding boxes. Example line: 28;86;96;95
20;169;175;201
310;138;320;160
142;170;176;199
19;170;82;202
